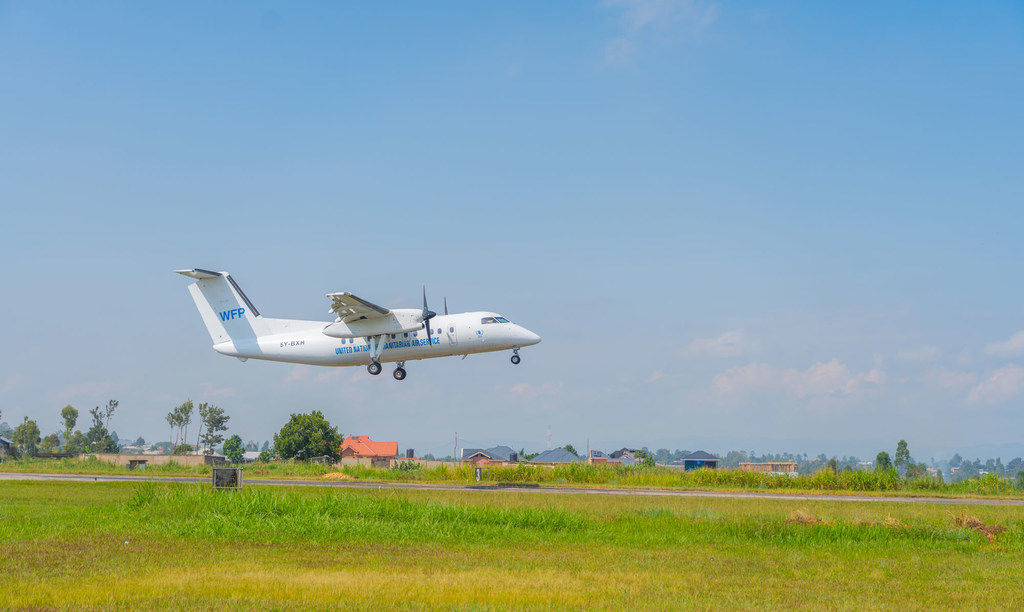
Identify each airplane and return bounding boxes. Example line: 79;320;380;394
176;268;541;380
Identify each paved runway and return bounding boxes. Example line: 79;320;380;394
4;471;1023;506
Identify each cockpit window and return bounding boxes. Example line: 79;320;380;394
481;317;496;324
495;317;510;323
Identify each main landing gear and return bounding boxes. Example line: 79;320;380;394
367;361;408;380
511;348;521;365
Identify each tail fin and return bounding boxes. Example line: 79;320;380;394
176;269;269;351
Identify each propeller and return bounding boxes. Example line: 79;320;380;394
444;296;448;315
421;285;437;344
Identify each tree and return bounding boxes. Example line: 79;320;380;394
13;417;41;458
633;448;656;467
60;405;78;452
223;435;244;463
166;400;194;454
261;440;270;452
65;430;87;454
949;453;963;468
905;462;926;479
85;407;117;453
273;411;342;461
134;437;146;446
197;403;230;454
102;399;118;436
518;448;539;461
894;440;910;475
39;434;61;454
564;443;578;456
875;451;892;471
827;457;839;474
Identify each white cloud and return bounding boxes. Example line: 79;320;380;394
606;0;717;32
967;364;1024;405
200;382;236;398
284;365;310;382
896;346;942;363
510;381;564;400
51;380;125;404
713;359;885;399
683;330;758;358
926;368;977;390
602;0;717;65
984;331;1024;358
603;37;636;65
646;369;666;383
1;374;23;395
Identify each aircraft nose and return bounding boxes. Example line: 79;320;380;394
519;327;541;346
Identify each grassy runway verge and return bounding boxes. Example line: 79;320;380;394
4;457;1023;498
2;480;1023;610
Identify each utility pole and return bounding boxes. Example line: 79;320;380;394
454;432;458;462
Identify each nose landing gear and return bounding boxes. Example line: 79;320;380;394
511;348;521;365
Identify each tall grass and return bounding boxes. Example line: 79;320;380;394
118;483;588;545
5;456;1022;497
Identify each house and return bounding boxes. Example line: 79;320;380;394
681;450;719;471
530;447;583;465
588;450;636;466
739;462;797;475
0;436;11;459
461;445;520;466
341;435;398;460
609;448;637;460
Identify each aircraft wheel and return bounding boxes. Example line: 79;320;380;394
511;354;521;365
393;367;407;381
367;362;382;376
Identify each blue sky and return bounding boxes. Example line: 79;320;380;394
2;1;1023;460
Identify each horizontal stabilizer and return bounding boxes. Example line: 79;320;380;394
176;268;222;280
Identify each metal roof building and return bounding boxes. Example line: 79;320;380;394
530;447;583;464
461;445;520;464
681;450;719;471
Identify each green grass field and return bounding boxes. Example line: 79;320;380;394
2;480;1022;610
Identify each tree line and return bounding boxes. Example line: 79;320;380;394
0;404;344;467
1;401;120;458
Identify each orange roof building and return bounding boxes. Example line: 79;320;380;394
341;435;398;459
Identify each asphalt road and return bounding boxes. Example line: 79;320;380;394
3;471;1024;506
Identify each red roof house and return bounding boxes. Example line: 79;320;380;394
341;435;398;460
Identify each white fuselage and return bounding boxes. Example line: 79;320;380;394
212;311;541;367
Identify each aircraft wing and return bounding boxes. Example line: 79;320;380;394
327;292;392;323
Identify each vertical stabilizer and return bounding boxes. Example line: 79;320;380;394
176;269;268;353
